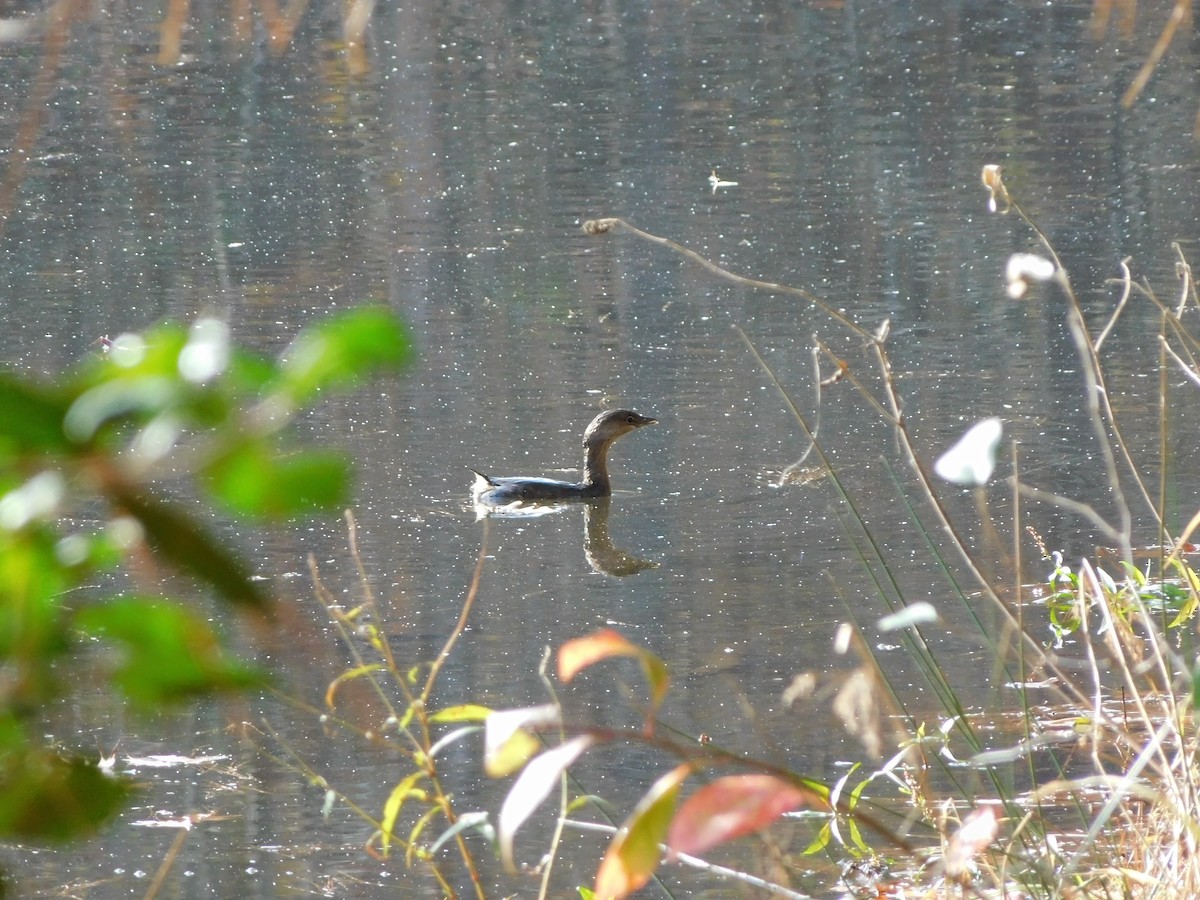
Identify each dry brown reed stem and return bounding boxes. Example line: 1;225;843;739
1158;336;1200;389
143;824;190;900
1132;278;1200;543
582;218;873;341
421;518;490;705
1093;256;1134;351
1013;485;1126;545
592;214;1068;687
1050;558;1195;883
1172;242;1197;315
1121;0;1193;109
344;510;398;672
813;336;899;425
1003;195;1141;563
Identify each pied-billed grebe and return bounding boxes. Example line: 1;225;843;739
472;409;657;504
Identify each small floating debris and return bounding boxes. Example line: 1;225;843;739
123;753;229;769
709;169;739;193
131;811;228;829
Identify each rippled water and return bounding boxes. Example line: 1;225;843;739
2;1;1199;895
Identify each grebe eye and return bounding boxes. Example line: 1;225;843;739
626;414;637;423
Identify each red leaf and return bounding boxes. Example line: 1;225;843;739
667;774;815;858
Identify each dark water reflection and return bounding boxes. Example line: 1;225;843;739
2;1;1200;895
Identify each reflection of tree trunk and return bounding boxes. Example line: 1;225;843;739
0;0;76;237
583;497;658;577
157;0;189;65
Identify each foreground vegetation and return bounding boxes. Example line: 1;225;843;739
2;2;1196;898
0;309;412;857
240;170;1200;898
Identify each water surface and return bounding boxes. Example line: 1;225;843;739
2;1;1199;895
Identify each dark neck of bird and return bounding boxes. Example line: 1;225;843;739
582;441;612;493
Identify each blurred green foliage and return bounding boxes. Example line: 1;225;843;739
0;307;412;844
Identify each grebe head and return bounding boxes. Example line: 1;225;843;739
583;409;657;448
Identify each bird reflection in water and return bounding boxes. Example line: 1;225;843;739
471;495;657;577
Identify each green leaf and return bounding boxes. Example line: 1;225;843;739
279;307;413;402
803;821;833;855
224;348;280;396
0;527;72;701
324;664;386;710
0;751;132;841
107;488;271;611
0;374;74;454
204;440;350;519
75;598;264;707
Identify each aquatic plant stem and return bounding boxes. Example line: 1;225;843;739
535;645;567;900
421;518;490;704
1006;196;1137;562
344;509;399;672
143;824;189;900
308;552;407;726
582;217;872;340
415;520;491;900
308;519;488;897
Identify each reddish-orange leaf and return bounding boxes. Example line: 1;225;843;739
667;774;815;858
594;764;691;898
557;628;641;682
557;629;670;735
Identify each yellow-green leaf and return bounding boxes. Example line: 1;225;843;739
594;764;691;898
380;772;425;857
324;663;385;710
429;704;492;724
484;705;560;778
